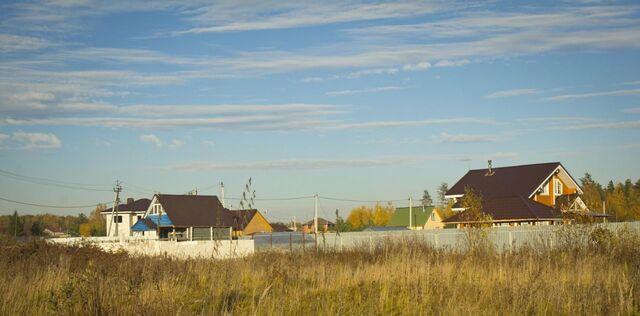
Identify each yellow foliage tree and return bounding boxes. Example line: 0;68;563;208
347;206;373;230
79;223;92;237
372;202;394;226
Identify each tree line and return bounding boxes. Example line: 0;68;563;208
0;204;107;238
580;173;640;221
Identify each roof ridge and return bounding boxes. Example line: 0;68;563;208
467;162;560;172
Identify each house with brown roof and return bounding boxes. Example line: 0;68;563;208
101;198;151;238
443;161;598;227
131;194;272;240
302;218;335;233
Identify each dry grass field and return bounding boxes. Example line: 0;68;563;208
1;226;639;315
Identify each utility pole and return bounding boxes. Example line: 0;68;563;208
409;196;413;230
108;180;122;237
314;193;319;234
220;182;225;207
113;181;122;237
293;216;297;232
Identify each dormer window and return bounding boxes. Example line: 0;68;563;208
539;180;549;195
554;179;563;195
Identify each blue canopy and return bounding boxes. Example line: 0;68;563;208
131;214;173;231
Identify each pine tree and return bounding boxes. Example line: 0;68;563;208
437;182;449;206
421;190;433;207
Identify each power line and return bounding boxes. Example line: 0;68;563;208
0;196;112;209
224;196;314;201
0;169;113;192
320;196;406;203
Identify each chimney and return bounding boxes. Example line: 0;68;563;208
485;160;495;176
127;197;134;204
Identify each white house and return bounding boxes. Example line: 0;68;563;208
101;198;151;238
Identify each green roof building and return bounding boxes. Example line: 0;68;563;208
386;205;435;228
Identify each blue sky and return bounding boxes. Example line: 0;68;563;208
1;1;639;221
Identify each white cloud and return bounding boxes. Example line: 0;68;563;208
202;140;215;146
624;107;640;113
485;88;539;99
0;34;52;52
140;134;163;147
140;134;183;149
402;61;431;71
326;86;404;96
0;133;9;143
434;59;470;67
437;132;504;144
544;88;640;101
12;131;62;149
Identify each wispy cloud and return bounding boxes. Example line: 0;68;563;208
331;118;496;130
0;133;9;143
553;120;640;130
0;34;53;52
12;131;61;149
544;88;640;101
485;88;538;99
172;2;442;35
163;152;519;171
436;132;506;144
624;107;640;113
326;86;404;96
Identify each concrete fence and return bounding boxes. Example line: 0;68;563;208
253;221;640;252
48;237;254;259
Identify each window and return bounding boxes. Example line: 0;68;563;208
137;215;142;221
113;216;123;223
554;179;563;195
539;180;549;195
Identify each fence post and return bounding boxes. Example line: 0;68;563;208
434;233;439;248
270;233;273;250
289;232;292;252
302;231;306;252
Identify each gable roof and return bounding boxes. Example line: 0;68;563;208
270;223;293;232
446;162;563;198
386;206;434;227
102;198;151;214
304;218;334;226
443;195;562;223
156;194;230;227
229;209;258;230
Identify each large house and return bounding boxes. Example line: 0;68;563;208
101;198;151;238
130;194;272;240
386;205;446;230
443;161;596;227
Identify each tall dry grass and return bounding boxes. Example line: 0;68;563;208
1;226;639;315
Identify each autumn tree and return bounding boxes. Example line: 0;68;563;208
580;173;604;211
88;204;107;236
460;187;492;227
347;206;374;230
372;202;394;226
